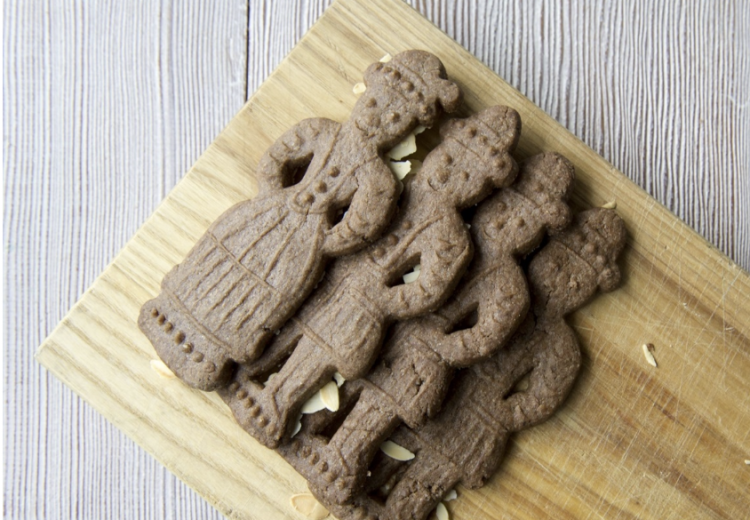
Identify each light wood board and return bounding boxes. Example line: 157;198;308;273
35;0;750;518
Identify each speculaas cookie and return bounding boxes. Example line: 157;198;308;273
218;105;522;449
138;50;462;391
276;152;576;505
322;208;627;520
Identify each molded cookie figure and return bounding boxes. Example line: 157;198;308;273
138;51;462;391
331;208;626;520
278;152;575;505
218;105;522;449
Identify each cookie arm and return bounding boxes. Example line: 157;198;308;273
321;158;399;256
386;229;473;320
241;318;305;378
256;118;339;193
504;326;582;432
431;266;530;368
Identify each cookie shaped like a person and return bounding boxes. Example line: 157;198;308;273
277;152;575;505
218;105;522;449
138;51;462;391
327;208;626;520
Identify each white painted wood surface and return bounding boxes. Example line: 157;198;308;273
4;0;749;518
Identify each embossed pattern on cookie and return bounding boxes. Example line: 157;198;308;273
138;50;462;391
218;105;522;449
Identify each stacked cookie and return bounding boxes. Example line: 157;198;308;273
139;51;627;520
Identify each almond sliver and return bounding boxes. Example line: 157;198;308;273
301;391;326;414
320;381;340;412
380;440;415;461
150;359;175;379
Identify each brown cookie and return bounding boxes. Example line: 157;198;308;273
275;152;576;505
138;50;462;391
328;208;627;520
218;105;522;449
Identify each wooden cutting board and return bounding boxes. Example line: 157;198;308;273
35;0;750;518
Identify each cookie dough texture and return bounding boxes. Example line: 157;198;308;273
320;208;627;520
218;105;522;450
138;50;462;391
276;152;576;506
135;47;630;520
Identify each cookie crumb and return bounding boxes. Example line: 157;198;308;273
289;493;329;520
150;359;176;379
353;82;366;95
642;343;658;367
435;502;449;520
380;440;415;461
601;200;617;209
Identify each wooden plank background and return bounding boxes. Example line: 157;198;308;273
4;1;749;518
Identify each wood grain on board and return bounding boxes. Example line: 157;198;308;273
11;0;750;518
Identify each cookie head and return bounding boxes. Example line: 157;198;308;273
422;106;521;208
354;51;461;143
559;208;627;292
513;152;575;231
529;208;627;317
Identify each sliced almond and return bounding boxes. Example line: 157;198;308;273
601;200;617;210
301;391;326;414
642;343;658;367
352;82;366;95
291;413;303;438
289;493;329;520
150;359;176;379
320;381;340;412
263;372;278;387
387;133;417;160
380;440;415;461
443;489;458;501
388;160;412;180
333;372;346;387
380;53;393;63
435;502;449;520
414;125;428;135
402;264;422;284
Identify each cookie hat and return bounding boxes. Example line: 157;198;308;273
363;50;462;117
416;105;521;208
470;152;574;257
